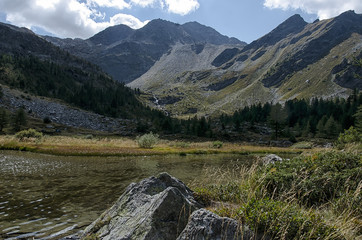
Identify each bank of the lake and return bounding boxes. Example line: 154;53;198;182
0;135;306;157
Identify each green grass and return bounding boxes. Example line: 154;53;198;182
192;148;362;239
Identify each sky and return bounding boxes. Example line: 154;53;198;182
0;0;361;43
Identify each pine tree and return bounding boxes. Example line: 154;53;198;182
12;108;27;132
325;116;340;138
302;120;313;138
316;115;328;138
0;108;7;131
269;103;288;140
354;105;362;133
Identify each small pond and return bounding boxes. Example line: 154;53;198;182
0;150;282;239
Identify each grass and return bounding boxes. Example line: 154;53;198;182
0;135;305;157
192;147;362;239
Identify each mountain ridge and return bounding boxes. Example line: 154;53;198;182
128;11;362;118
44;19;246;84
2;12;360;119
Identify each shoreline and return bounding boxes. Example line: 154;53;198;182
0;135;306;157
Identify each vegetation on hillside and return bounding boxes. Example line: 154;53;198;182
0;54;217;136
0;54;155;119
219;91;361;140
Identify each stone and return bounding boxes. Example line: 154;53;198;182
177;209;254;240
81;172;202;240
262;154;283;165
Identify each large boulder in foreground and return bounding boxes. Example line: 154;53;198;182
177;209;255;240
82;172;202;240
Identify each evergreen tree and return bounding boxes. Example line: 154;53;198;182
302;121;313;138
354;105;362;133
12;108;27;132
316;115;328;138
325;116;340;138
269;103;288;140
0;108;7;131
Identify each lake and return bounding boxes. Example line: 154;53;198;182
0;150;261;239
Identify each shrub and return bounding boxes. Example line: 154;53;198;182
43;116;52;124
211;141;223;149
263;151;362;205
335;126;361;149
15;128;43;141
136;132;159;148
237;198;341;239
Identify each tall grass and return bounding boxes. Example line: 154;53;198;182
192;150;362;239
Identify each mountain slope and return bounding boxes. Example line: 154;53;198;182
45;19;246;84
128;11;362;118
0;21;170;131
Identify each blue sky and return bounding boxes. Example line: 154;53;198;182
0;0;361;43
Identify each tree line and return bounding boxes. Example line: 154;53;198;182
219;90;361;140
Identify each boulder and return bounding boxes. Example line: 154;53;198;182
262;154;283;165
81;172;202;240
177;209;255;240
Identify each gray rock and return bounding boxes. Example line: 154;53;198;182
177;209;254;240
81;172;201;240
262;154;283;165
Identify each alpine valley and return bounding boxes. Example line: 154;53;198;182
45;10;362;119
0;10;361;132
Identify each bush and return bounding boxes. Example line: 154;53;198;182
43;116;52;124
263;151;362;205
15;128;43;141
238;198;341;239
335;126;361;149
211;141;223;149
136;132;159;148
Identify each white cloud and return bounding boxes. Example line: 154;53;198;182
0;0;200;39
164;0;199;15
86;0;130;10
0;0;149;39
130;0;157;7
129;0;200;15
110;13;149;29
264;0;362;19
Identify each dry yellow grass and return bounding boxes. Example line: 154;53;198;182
0;135;306;156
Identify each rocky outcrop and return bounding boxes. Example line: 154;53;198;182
81;172;202;240
177;209;254;240
262;154;283;165
81;173;255;240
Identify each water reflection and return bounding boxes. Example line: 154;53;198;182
0;151;256;239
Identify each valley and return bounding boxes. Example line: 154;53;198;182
0;8;361;240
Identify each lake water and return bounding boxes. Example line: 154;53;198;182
0;150;261;239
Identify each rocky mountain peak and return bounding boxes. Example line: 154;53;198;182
244;14;307;50
182;21;245;45
89;24;134;45
130;18;193;44
331;10;362;33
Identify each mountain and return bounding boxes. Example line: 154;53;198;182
0;21;170;132
128;11;362;118
45;19;246;84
